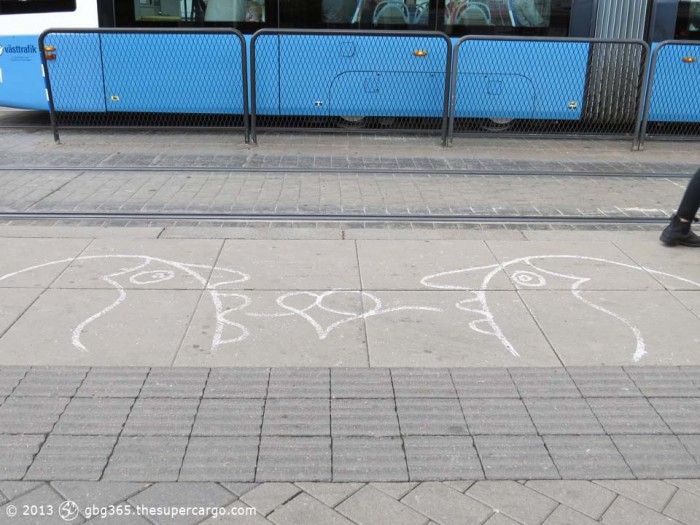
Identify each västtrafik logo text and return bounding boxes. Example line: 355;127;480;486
0;44;38;55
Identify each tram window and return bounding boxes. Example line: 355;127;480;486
675;0;700;39
121;0;275;28
440;0;569;37
0;0;76;14
279;0;435;29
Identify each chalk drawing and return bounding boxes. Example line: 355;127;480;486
0;255;439;353
2;253;699;360
246;290;442;339
0;255;249;353
421;255;700;362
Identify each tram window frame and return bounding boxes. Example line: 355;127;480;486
278;0;438;31
674;0;700;40
0;0;76;15
114;0;279;30
438;0;570;38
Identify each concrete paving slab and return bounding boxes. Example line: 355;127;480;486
473;436;559;480
51;239;223;290
336;485;428;525
0;226;162;239
365;291;559;368
0;238;91;288
345;229;526;241
664;489;700;525
0;367;26;396
403;437;484;481
24;435;117;481
175;290;369;367
486;241;664;291
179;437;260;482
523;230;661;242
0;288;43;336
75;368;149;398
294;482;363;508
593;480;678;512
127;482;235;525
0;289;201;366
51;481;150;518
332;437;408;482
356;240;512;291
256;437;332;482
212;240;360;290
673;291;700;320
102;436;188;482
161;227;344;241
615;241;700;290
401;482;493;525
525;480;616;520
518;290;700;366
268;492;355;525
0;484;80;524
543;436;634;479
602;495;683;525
467;481;558;525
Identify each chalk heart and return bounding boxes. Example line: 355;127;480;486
276;291;367;339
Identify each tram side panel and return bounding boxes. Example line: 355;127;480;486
263;33;449;118
0;35;50;110
452;39;589;122
647;43;700;122
100;33;245;114
41;31;246;115
42;33;106;112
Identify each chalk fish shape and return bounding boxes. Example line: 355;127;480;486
0;255;250;353
421;255;700;362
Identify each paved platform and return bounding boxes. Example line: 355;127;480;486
1;117;700;523
1;230;699;368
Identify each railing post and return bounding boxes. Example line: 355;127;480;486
39;31;61;144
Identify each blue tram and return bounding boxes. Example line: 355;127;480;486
0;0;698;128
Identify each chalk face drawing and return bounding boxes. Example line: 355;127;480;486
1;253;699;361
0;255;440;354
421;255;700;362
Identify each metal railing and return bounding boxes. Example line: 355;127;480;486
39;28;249;143
249;29;452;144
447;36;650;149
639;40;700;149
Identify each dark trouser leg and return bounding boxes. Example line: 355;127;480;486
677;167;700;221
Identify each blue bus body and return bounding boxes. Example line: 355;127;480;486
0;35;48;110
0;0;698;128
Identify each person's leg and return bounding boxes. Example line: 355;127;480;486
676;167;700;221
660;167;700;247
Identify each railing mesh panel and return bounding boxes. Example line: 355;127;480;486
449;37;648;140
41;30;247;132
641;41;700;142
250;30;451;138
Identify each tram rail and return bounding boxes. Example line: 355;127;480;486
0;211;669;225
0;166;694;179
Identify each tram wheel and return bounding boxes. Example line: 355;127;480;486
336;116;366;129
479;118;515;132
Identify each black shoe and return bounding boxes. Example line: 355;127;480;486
660;216;700;247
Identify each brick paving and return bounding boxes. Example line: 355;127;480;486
1;121;700;523
1;367;699;484
1;479;700;524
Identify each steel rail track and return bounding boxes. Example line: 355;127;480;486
0;211;669;224
0;166;694;178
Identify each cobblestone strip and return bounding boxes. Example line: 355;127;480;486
0;150;697;174
0;170;679;220
1;479;700;524
1;367;700;484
